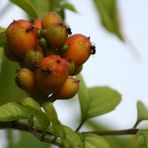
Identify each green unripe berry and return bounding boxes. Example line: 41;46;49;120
25;49;43;70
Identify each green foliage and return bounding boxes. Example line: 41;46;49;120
77;75;121;120
133;130;148;148
80;133;110;148
63;126;82;148
137;100;148;123
7;130;50;148
0;31;6;47
77;75;90;120
21;97;50;131
87;86;121;118
60;2;77;13
0;52;27;105
28;0;50;17
0;102;32;121
92;0;124;40
43;102;65;138
10;0;39;18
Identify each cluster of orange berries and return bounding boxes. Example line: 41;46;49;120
5;12;95;101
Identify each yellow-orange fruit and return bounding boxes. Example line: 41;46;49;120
6;20;38;58
15;68;35;92
41;12;63;29
62;34;92;65
35;55;68;96
52;77;80;100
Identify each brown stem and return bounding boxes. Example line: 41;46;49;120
0;121;140;146
82;128;139;136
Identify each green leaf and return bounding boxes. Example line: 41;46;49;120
80;133;110;148
87;86;121;118
21;97;41;111
0;27;5;33
0;102;32;121
63;125;82;148
93;0;124;41
77;75;121;120
28;0;50;18
137;100;148;122
7;130;50;148
0;31;6;47
0;52;27;105
21;97;50;131
43;102;65;138
10;0;39;18
61;2;77;13
133;130;148;148
77;74;90;120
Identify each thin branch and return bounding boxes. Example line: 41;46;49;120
0;121;141;146
0;121;59;146
133;120;140;129
82;128;139;136
75;119;85;132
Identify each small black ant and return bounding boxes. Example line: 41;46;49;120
90;45;96;55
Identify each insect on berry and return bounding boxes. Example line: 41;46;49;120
62;34;93;66
90;45;96;55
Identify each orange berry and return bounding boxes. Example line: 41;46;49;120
6;20;38;58
41;12;63;29
4;44;21;62
62;34;92;65
35;55;68;96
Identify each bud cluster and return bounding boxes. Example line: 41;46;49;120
5;11;95;101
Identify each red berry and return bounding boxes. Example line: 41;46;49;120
35;55;68;96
